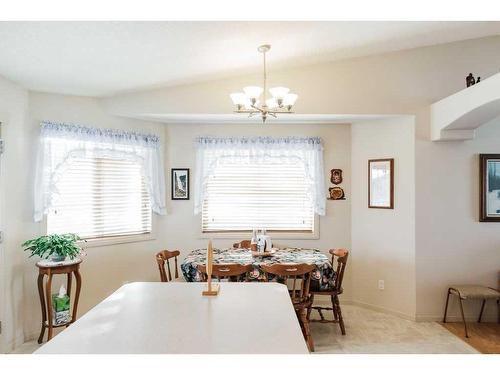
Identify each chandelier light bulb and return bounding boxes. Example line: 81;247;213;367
282;93;298;107
269;87;290;100
266;98;278;109
244;99;259;110
243;86;263;99
230;92;247;105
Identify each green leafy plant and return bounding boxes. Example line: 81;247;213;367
22;233;83;260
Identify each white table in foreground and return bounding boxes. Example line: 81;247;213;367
35;282;309;354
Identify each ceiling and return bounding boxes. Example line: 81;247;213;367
129;113;401;124
0;21;499;97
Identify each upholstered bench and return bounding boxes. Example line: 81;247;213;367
443;285;500;337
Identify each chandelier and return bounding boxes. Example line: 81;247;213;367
230;44;298;123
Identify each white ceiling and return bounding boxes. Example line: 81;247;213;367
0;21;499;97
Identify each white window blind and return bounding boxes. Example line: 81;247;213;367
47;157;152;239
202;161;314;233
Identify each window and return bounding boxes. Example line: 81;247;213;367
202;160;314;233
47;157;152;239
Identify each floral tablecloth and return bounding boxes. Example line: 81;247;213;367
181;247;335;290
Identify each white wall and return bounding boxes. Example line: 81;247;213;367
415;117;500;321
103;35;500;322
21;92;169;342
19;93;353;344
4;35;500;351
0;75;30;352
162;122;352;266
103;36;500;118
351;116;416;319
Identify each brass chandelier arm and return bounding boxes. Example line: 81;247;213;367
234;109;261;114
267;109;295;114
251;104;265;113
234;109;294;114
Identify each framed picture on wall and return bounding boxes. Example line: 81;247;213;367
171;168;190;200
368;158;394;209
479;154;500;221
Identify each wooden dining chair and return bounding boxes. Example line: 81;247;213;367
197;263;254;282
307;249;349;335
156;250;182;282
261;263;316;352
232;240;251;249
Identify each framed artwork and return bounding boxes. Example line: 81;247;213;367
368;158;394;209
171;168;190;200
479;154;500;221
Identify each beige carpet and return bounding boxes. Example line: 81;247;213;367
311;304;478;354
10;304;478;354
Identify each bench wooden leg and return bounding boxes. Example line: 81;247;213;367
497;299;499;324
478;299;486;323
443;288;451;323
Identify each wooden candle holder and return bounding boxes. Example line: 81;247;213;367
202;239;220;296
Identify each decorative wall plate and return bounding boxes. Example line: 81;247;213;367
330;169;343;185
329;187;345;200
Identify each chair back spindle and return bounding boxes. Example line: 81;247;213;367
330;249;349;291
156;250;181;282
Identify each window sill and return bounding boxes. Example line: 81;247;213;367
80;232;156;248
198;231;319;240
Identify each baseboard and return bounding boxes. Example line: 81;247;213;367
24;329;39;343
348;300;416;321
2;332;26;354
415;312;498;323
315;296;498;323
3;329;40;354
311;294;416;321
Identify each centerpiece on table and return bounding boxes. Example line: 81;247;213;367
250;229;274;257
22;233;84;262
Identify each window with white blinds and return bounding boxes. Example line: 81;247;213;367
202;161;314;233
47;157;152;239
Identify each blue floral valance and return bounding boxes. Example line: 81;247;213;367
195;136;323;149
40;121;160;147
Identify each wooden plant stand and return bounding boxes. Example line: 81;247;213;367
36;258;82;343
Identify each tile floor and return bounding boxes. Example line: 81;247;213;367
9;304;477;354
311;304;478;353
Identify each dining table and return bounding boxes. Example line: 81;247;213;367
35;282;309;354
181;247;336;290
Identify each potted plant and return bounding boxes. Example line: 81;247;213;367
22;233;83;262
